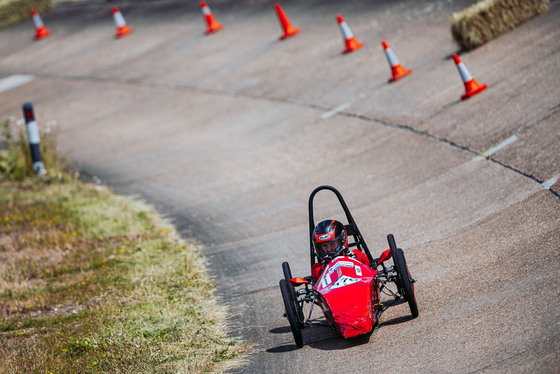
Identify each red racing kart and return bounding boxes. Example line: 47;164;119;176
279;185;418;348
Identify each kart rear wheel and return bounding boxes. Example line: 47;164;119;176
388;235;419;318
282;262;305;325
280;279;304;348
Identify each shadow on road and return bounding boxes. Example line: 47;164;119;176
269;326;291;334
443;50;463;60
306;333;371;351
265;332;372;353
379;314;416;327
442;98;463;109
267;321;372;352
266;344;301;353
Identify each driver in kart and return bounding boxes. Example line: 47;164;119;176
311;219;370;281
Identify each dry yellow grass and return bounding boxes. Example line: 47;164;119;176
451;0;549;51
0;118;248;373
0;179;248;373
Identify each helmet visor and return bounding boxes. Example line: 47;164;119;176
319;239;343;255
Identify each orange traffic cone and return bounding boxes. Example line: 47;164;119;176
31;8;50;40
381;40;412;82
453;53;487;100
274;3;300;40
112;6;133;38
336;14;362;53
200;1;223;34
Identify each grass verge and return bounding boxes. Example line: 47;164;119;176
0;0;53;30
0;118;247;373
450;0;549;51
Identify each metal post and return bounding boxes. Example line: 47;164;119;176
22;102;46;176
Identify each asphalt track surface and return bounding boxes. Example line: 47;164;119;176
1;0;559;372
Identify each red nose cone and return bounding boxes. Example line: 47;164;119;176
336;14;343;24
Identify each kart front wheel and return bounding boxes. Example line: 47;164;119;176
280;279;304;348
388;235;419;318
282;262;305;325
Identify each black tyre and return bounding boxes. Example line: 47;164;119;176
282;262;305;324
280;279;304;348
387;235;419;318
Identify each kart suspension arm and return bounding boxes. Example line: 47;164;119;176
376;270;401;300
305;292;317;324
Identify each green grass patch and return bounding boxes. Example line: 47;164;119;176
1;118;68;181
0;0;53;30
1;0;109;30
451;0;549;51
0;118;248;373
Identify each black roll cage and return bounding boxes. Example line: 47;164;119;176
308;185;375;269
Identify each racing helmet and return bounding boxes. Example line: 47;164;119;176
312;220;348;262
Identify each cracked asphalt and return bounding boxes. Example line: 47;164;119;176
1;0;558;372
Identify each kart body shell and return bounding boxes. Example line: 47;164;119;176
314;256;380;338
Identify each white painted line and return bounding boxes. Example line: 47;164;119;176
542;173;560;190
321;102;351;119
0;74;34;93
474;135;518;160
483;135;518;157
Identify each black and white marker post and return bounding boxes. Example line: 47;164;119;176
22;102;47;176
